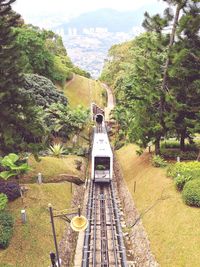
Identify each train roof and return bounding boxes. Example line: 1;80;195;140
92;131;113;157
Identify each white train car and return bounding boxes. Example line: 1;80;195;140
91;127;113;183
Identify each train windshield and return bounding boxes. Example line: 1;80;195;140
95;157;110;171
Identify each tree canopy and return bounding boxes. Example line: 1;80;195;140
101;0;200;153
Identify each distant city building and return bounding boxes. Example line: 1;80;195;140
56;28;65;38
68;28;78;36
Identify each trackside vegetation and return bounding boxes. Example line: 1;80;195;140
101;0;200;155
117;144;200;267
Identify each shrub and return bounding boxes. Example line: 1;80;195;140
76;147;87;157
167;162;200;190
0;211;14;249
174;174;192;191
152;155;167;168
48;143;67;158
0;194;8;211
182;179;200;207
0;181;21;201
160;148;198;160
161;141;198;151
0;153;30;180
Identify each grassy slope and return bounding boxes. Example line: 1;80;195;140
116;144;200;267
26;155;85;183
0;183;72;267
63;75;105;108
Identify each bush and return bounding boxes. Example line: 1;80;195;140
161;141;198;151
167;161;200;190
160;148;198;160
0;194;8;211
182;179;200;207
0;181;21;201
174;174;192;191
152;155;167;168
0;211;14;249
48;143;67;158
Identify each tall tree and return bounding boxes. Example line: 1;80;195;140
0;0;46;154
168;1;200;150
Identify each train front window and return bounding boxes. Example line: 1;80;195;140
95;157;110;171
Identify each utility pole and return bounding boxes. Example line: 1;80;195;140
48;204;61;267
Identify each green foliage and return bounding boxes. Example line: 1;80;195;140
14;25;89;83
161;141;198;151
182;179;200;207
0;194;8;211
0;211;14;249
168;162;200;190
52;55;73;85
48;143;67;158
46;104;89;139
72;66;91;78
101;1;200;154
174;174;192;191
160;149;198;160
23;74;68;108
136;148;144;156
152;155;167;168
0;153;30;180
0;1;47;154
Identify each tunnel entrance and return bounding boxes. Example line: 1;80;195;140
95;114;104;124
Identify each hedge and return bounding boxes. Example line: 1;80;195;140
182;179;200;207
167;162;200;191
0;211;14;249
161;141;198;151
160;148;198;160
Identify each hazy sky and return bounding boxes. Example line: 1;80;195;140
13;0;162;20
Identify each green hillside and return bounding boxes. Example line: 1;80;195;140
117;144;200;267
64;75;105;108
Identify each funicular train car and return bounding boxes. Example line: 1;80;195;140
91;126;113;183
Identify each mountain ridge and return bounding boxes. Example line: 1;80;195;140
58;4;166;33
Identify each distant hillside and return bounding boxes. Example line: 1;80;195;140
59;4;166;33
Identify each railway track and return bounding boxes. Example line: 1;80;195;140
82;180;127;267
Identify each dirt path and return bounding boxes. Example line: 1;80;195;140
65;73;75;87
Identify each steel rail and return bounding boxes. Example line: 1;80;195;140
107;185;119;266
82;179;93;267
100;186;109;266
92;183;98;267
110;182;128;267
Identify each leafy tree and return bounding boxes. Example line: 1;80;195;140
46;104;89;140
0;0;46;154
168;2;200;150
23;74;68;108
142;0;200;150
14;25;90;83
14;25;55;79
